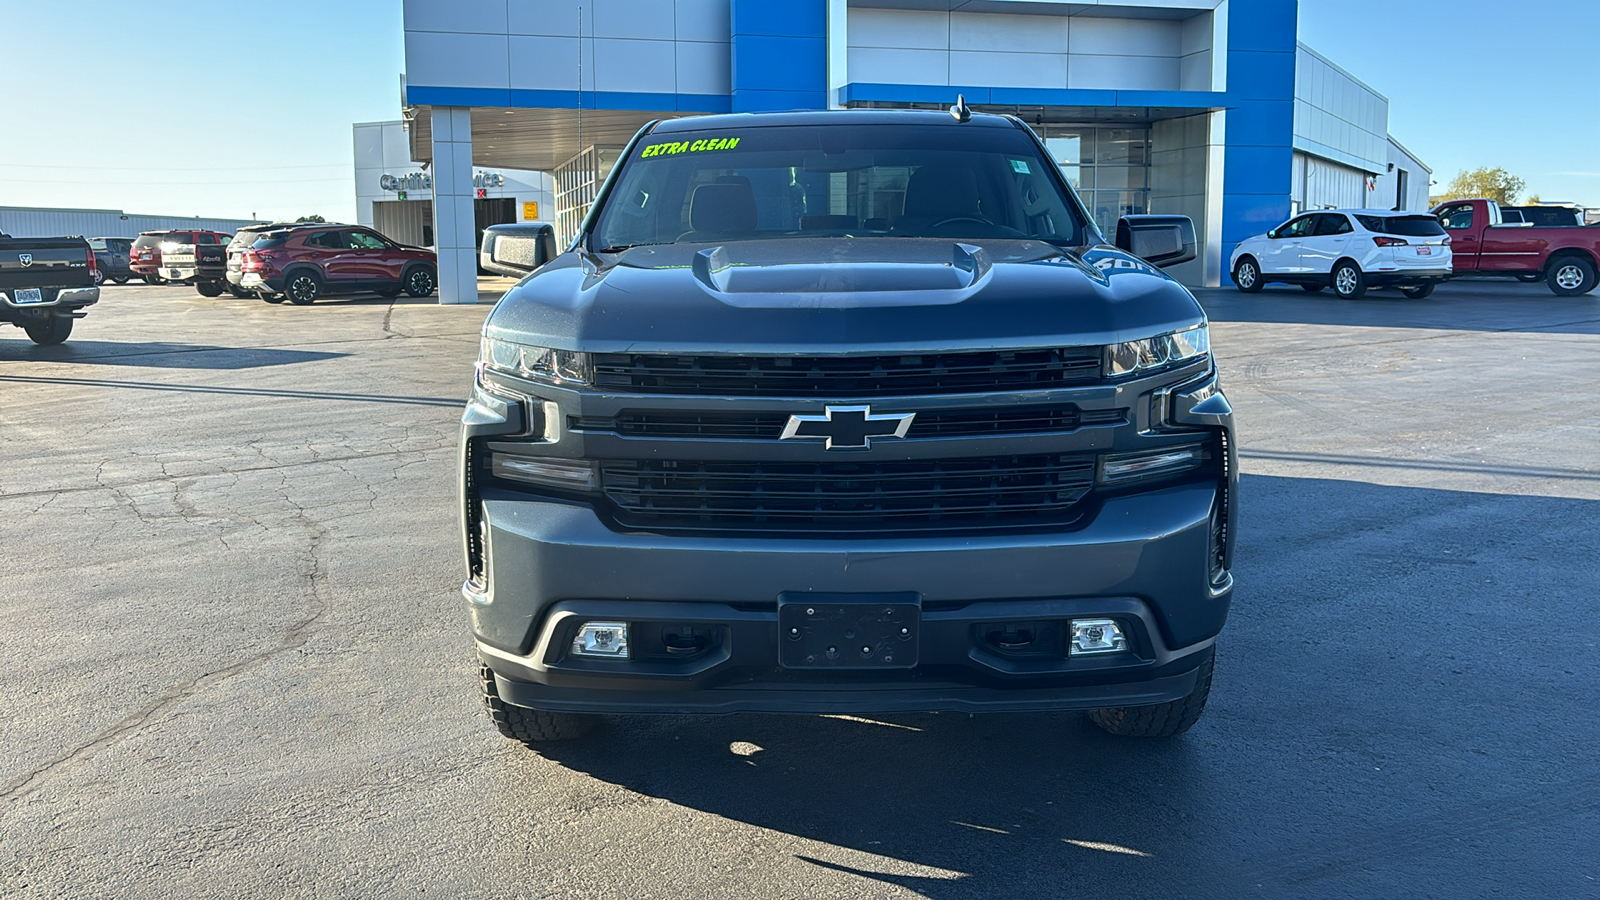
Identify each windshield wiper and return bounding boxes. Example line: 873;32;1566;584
594;242;669;253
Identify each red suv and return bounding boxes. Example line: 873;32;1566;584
237;225;437;304
130;230;232;284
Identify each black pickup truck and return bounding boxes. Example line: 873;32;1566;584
461;108;1235;749
1;235;101;345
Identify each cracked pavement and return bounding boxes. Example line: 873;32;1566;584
1;280;1597;898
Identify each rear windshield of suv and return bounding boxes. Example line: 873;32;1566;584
133;233;172;250
592;122;1090;249
252;233;294;249
1355;215;1447;237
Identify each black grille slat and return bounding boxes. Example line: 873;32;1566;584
593;349;1102;397
600;455;1096;533
586;406;1125;440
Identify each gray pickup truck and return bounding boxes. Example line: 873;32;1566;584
461;108;1235;748
1;235;101;345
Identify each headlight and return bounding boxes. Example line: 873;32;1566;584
480;336;591;385
1105;324;1209;377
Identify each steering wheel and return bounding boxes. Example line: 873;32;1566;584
932;215;992;228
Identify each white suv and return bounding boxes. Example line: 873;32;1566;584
1230;210;1452;299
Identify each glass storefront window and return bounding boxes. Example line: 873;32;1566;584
1097;128;1150;166
1093;166;1148;191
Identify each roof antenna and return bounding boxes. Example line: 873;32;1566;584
949;93;972;123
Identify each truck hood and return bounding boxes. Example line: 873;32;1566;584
484;238;1206;354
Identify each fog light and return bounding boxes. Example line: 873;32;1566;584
571;622;629;659
1070;619;1127;656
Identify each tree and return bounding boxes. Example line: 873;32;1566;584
1439;168;1526;205
295;214;326;223
1526;194;1542;206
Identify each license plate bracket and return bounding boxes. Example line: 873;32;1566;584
778;592;920;669
13;288;43;304
1417;246;1432;256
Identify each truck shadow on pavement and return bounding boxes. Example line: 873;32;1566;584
0;339;345;369
531;473;1600;899
1195;282;1600;336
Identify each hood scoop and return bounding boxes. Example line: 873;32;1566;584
690;243;993;309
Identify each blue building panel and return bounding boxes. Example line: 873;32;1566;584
1219;0;1299;284
729;0;827;113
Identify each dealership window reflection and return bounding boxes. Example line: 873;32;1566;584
1044;125;1151;235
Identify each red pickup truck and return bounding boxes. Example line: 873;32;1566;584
1433;198;1600;296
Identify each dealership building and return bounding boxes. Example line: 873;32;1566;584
353;119;557;249
398;0;1430;302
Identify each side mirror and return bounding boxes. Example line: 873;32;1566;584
1115;215;1196;268
479;224;555;277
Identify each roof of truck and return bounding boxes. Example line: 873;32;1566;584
649;108;1018;133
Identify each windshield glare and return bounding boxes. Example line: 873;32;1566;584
592;123;1089;250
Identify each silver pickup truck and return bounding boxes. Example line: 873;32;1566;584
1;235;101;345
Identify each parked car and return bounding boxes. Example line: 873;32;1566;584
237;224;437;304
129;231;172;283
150;230;232;291
224;223;311;297
88;237;133;285
2;235;100;344
1433;198;1600;295
1230;209;1452;299
479;223;557;278
463;108;1230;749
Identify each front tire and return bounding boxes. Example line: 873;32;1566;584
479;664;597;745
1233;258;1263;293
403;265;436;298
1400;284;1436;299
1089;653;1214;738
24;315;73;346
285;271;322;305
1332;261;1367;299
1547;256;1598;296
260;293;286;304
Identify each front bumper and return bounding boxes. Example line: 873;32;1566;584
472;479;1229;715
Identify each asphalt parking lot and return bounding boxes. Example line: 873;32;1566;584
2;278;1596;899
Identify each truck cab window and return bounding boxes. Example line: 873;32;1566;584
1439;205;1474;230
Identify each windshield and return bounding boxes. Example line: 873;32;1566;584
132;233;171;250
1355;214;1448;237
591;122;1090;250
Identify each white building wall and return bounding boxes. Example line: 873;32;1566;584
1293;43;1388;174
402;0;731;99
1372;137;1433;212
0;207;256;239
354;120;557;235
846;6;1217;92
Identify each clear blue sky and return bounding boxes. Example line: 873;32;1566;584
1;0;1595;223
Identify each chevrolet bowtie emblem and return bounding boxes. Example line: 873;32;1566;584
779;405;916;450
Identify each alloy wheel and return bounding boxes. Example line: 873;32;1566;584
1238;264;1256;289
410;270;434;295
1336;268;1358;295
1555;264;1583;291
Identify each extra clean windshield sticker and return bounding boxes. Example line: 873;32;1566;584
1011;159;1032;174
640;137;742;158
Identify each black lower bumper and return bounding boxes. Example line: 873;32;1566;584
477;593;1219;715
1367;272;1449;287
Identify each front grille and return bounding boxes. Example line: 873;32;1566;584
581;406;1126;439
601;454;1097;533
592;348;1103;397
